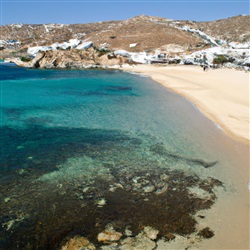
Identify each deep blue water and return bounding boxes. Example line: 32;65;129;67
0;63;238;249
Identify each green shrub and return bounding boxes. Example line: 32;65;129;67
98;51;108;57
20;56;32;62
213;55;229;65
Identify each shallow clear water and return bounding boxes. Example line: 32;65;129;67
0;63;248;249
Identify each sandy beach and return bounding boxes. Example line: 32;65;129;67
122;64;250;249
122;64;249;144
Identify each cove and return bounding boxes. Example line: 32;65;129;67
0;63;248;249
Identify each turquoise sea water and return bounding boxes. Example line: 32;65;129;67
0;63;247;249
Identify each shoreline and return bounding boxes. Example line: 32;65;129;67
1;62;249;249
122;64;249;144
6;60;250;144
122;64;250;250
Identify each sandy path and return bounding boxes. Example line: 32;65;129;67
122;64;249;144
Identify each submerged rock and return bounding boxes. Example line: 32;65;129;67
155;184;168;195
142;185;155;193
0;125;223;249
143;226;159;240
4;197;11;203
100;243;119;249
165;232;176;241
160;174;169;181
124;227;133;237
120;232;156;250
61;235;96;250
197;227;215;239
97;225;123;244
97;198;107;207
188;186;212;200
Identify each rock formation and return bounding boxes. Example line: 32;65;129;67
14;47;128;69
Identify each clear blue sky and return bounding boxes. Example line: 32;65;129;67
1;0;249;25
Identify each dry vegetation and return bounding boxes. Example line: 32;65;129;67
1;15;249;53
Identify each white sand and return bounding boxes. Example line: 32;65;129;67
122;64;249;144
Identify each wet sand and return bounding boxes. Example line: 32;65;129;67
122;64;249;144
156;142;250;250
122;64;250;249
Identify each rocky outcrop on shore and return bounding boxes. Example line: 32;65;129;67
13;48;128;69
7;37;249;70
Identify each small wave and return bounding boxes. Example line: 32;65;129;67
127;71;149;77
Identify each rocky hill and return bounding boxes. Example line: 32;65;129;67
197;15;250;43
1;15;249;53
1;15;249;69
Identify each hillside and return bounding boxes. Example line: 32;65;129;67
197;15;250;43
1;15;249;53
1;15;249;70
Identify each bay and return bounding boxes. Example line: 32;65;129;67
0;63;248;249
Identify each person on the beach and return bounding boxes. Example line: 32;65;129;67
203;54;207;63
202;54;209;71
119;56;123;68
203;64;209;71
